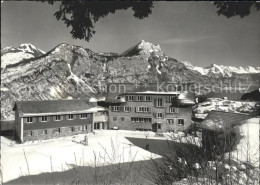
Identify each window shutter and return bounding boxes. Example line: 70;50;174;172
32;117;36;123
148;107;151;113
135;107;137;113
162;113;165;119
165;107;169;114
154;98;157;107
126;96;128;101
162;98;165;107
176;108;179;113
47;116;50;121
60;115;63;120
120;106;124;112
153;113;156;118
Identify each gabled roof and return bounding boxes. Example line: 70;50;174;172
13;99;100;117
105;83;195;103
199;110;253;132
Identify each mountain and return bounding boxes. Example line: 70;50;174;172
182;61;260;77
120;40;163;58
1;43;45;69
1;41;260;121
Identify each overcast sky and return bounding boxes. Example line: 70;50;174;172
1;1;260;67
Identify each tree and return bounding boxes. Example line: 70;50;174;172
43;1;153;41
42;1;259;41
213;2;260;18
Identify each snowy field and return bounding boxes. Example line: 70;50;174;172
228;118;260;167
1;130;162;183
1;119;259;183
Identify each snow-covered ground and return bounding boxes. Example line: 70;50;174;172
227;118;260;167
1;130;162;183
194;98;257;119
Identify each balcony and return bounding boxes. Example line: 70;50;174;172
94;115;108;122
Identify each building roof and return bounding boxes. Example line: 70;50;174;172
198;110;253;132
105;83;195;104
13;99;104;117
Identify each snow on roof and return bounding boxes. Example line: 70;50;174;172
13;99;97;116
125;91;181;95
199;110;253;131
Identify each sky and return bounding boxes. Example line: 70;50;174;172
1;1;260;68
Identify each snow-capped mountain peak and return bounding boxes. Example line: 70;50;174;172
182;61;260;77
1;43;45;69
120;40;163;58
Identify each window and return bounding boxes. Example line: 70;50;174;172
137;96;142;101
121;117;125;121
54;128;61;133
157;98;163;107
112;106;119;112
26;131;32;136
26;117;33;123
127;96;134;101
81;113;88;119
68;127;74;132
124;107;131;112
131;117;151;123
55;115;61;121
137;107;149;112
113;117;117;121
169;107;178;113
41;116;47;122
145;96;151;101
39;130;44;135
157;113;163;118
167;119;174;125
158;124;161;129
169;96;177;102
178;119;184;126
83;125;87;130
78;126;82;131
68;114;74;120
44;130;48;135
100;111;107;115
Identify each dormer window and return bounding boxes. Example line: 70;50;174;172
68;114;74;120
26;117;33;123
55;115;61;121
81;113;88;119
41;116;47;122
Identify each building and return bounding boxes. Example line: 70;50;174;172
13;99;108;143
106;83;196;132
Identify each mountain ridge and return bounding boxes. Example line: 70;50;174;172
1;40;260;121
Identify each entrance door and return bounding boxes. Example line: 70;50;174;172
152;123;157;132
152;123;162;132
94;123;100;130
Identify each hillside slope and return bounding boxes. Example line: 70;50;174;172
1;41;260;120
